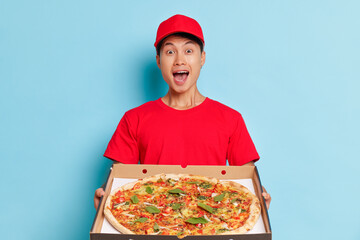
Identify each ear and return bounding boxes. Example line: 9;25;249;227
156;55;161;69
201;51;206;67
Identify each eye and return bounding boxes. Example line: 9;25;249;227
186;49;193;54
167;50;175;54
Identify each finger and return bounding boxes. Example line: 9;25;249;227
262;186;267;193
262;192;270;199
96;188;105;197
261;191;271;210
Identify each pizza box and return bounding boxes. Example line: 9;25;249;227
90;164;271;240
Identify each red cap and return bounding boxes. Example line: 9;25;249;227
154;14;205;49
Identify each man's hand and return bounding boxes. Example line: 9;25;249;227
94;188;105;210
243;161;271;209
262;186;271;210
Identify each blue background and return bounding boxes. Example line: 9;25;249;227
1;0;359;239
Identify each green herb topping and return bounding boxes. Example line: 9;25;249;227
186;181;200;184
214;193;225;202
216;228;230;233
145;206;161;214
171;203;182;210
197;202;214;214
185;217;209;224
146;186;153;194
199;182;212;189
134;217;148;223
197;195;208;200
168;188;185;194
130;195;139;204
153;222;160;232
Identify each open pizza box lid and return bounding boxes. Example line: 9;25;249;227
90;164;272;240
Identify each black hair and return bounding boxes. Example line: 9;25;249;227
156;32;204;56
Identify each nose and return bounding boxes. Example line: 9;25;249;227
174;52;186;66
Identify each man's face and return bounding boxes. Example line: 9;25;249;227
156;35;206;94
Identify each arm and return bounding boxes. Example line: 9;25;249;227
243;161;271;210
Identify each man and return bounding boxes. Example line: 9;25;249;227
94;14;271;209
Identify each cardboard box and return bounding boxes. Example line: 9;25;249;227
90;164;271;240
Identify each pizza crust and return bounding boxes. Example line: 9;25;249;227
177;174;219;185
141;173;166;183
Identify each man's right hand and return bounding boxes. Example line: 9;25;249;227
94;188;105;210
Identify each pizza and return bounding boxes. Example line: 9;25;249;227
104;173;261;238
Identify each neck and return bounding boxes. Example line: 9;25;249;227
162;88;206;110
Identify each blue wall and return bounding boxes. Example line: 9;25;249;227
1;1;359;239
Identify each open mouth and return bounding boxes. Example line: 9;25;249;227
173;71;189;84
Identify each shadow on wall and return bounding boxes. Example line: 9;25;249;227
141;58;168;102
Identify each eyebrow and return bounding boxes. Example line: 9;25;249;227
163;40;195;47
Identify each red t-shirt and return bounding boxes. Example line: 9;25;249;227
104;98;259;166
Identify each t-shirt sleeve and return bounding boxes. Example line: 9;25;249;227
103;113;139;164
227;114;260;166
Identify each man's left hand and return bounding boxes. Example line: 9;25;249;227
262;186;271;210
